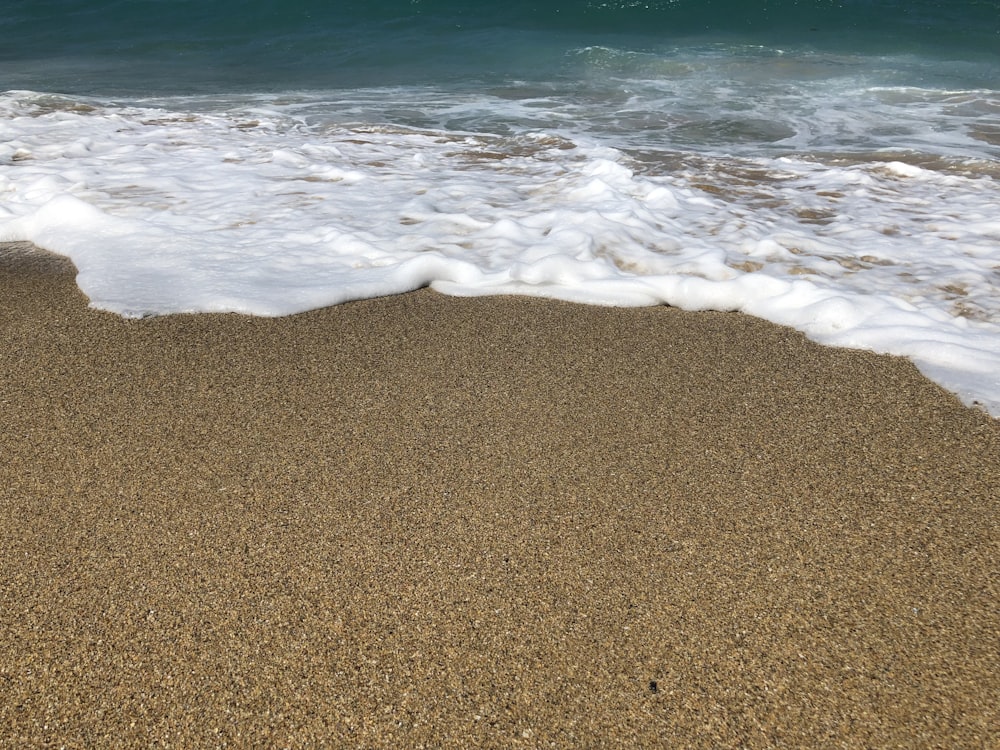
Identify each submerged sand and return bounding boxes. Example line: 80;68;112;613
1;242;998;747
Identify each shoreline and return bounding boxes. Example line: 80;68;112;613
2;242;998;747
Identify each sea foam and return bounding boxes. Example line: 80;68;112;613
1;89;999;415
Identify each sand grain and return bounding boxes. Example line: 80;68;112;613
2;243;998;747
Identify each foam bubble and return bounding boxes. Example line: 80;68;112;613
1;87;999;415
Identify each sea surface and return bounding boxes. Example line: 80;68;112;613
1;1;999;413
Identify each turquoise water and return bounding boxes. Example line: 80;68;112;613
2;1;998;94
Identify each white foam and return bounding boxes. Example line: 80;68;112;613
2;88;1000;416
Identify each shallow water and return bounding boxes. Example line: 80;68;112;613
1;1;999;413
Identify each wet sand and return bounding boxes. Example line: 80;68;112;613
2;242;998;747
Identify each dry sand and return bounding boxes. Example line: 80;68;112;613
1;241;998;748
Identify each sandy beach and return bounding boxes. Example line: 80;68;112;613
1;241;998;747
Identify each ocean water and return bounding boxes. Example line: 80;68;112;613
1;1;999;413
